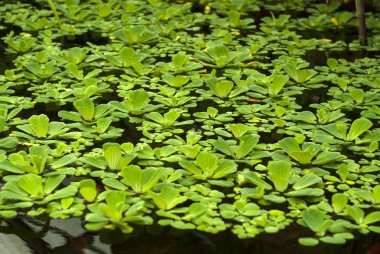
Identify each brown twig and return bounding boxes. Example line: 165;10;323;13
355;0;367;45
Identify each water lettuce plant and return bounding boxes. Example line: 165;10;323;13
0;0;380;249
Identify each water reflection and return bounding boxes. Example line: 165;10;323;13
0;216;379;254
0;216;109;254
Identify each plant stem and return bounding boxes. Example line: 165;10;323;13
355;0;367;45
47;0;62;28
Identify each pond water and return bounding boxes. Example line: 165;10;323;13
1;216;379;254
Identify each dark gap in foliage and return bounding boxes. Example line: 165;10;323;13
12;86;36;101
15;104;59;123
345;151;365;162
294;87;329;112
110;227;220;254
305;49;380;68
57;31;111;49
304;50;331;67
79;143;102;155
14;0;42;9
298;27;358;43
62;176;87;187
190;1;208;14
101;69;128;81
0;23;23;73
259;131;283;144
186;23;212;36
100;91;120;104
34;102;62;121
342;108;363;122
112;120;144;145
188;99;219;115
252;6;271;28
0;22;23;37
103;222;374;254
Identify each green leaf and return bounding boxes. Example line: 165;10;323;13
50;155;77;169
332;193;347;213
141;168;165;193
207;79;234;98
79;179;97;202
267;160;291;192
321;123;348;140
369;226;380;233
313;151;344;165
44;175;65;194
66;63;83;80
96;118;112;133
18;174;43;198
0;137;18;149
363;211;380;225
278;138;319;164
82;156;107;170
293;175;322;190
302;208;324;232
149;192;166;210
120;47;137;67
121;166;164;193
213;137;235;157
228;124;251;138
105;190;126;208
183;203;207;220
58;111;82;122
349;89;365;104
347;118;372;141
298;237;319;246
294;111;317;124
327;58;338;70
179;160;202;177
162;74;190;88
213;159;237;179
236;134;259;159
207;45;229;67
149;186;187;210
85;221;107;231
0;210;17;218
282;64;316;83
196;152;218;177
242;171;272;190
102;178;126;190
73;98;94;121
268;75;289;96
372;185;380;203
286;188;324;196
146;110;180;126
103;143;122;170
29;145;49;174
320;236;346;245
346;206;364;224
172;52;188;71
278;137;301;153
125;89;149;114
28;114;49;138
121;165;142;192
44;186;77;202
289;151;316;164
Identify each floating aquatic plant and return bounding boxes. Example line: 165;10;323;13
0;0;380;249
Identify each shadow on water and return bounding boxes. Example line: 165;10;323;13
55;31;111;49
304;49;380;68
1;216;380;254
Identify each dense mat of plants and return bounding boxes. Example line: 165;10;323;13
0;0;380;247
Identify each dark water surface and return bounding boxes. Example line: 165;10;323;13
1;216;380;254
